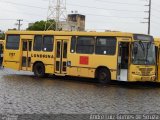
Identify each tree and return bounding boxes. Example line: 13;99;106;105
27;20;56;31
0;33;5;40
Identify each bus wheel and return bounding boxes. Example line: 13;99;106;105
33;62;45;78
97;68;111;84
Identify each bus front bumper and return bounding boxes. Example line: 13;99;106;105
129;74;156;82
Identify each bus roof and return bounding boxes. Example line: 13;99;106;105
6;30;134;37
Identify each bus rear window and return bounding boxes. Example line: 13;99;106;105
6;35;20;50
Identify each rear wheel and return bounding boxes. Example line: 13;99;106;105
33;62;45;78
97;68;111;84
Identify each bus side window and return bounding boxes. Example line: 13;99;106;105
33;35;43;51
6;35;20;50
70;36;76;53
96;37;117;55
0;44;2;53
29;41;32;51
0;44;3;66
76;36;95;54
43;36;54;52
23;41;27;51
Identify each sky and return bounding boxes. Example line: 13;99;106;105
0;0;160;37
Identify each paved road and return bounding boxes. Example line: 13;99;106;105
0;68;160;114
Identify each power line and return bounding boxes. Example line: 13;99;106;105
0;18;38;24
152;14;160;19
0;0;47;9
85;13;143;19
1;0;158;33
151;20;160;25
0;19;17;21
152;8;160;13
87;20;141;23
67;3;144;13
95;0;143;6
0;0;144;13
152;2;160;8
151;24;160;30
2;8;42;17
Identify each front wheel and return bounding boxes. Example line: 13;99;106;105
33;62;45;78
97;68;111;84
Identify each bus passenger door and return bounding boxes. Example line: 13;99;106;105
117;42;130;81
21;40;32;71
157;46;160;81
55;39;68;75
0;43;3;66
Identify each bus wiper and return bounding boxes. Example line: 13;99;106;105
145;42;152;64
147;42;151;50
139;41;145;51
137;59;150;64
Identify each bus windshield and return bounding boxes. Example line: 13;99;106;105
132;42;156;65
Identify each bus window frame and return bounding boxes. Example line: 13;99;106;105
42;35;54;52
6;34;20;50
95;36;117;56
70;36;77;53
76;36;95;54
33;35;43;51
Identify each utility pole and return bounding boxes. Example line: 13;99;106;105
16;19;23;30
142;0;151;34
148;0;151;35
45;0;67;31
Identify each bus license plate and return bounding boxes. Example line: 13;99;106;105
141;77;150;81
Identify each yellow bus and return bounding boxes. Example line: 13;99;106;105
0;40;4;66
3;31;156;83
154;38;160;81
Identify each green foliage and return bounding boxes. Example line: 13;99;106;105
0;33;5;40
27;20;56;31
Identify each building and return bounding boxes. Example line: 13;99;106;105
68;14;85;31
60;14;86;31
28;13;86;31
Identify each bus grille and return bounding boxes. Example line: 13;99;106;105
139;68;153;76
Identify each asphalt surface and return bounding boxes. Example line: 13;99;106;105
0;68;160;115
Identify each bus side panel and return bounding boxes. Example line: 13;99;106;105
3;49;21;70
31;51;55;74
67;37;118;80
45;65;54;74
158;49;160;81
67;54;118;80
154;41;160;82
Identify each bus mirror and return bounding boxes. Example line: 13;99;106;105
133;46;138;55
